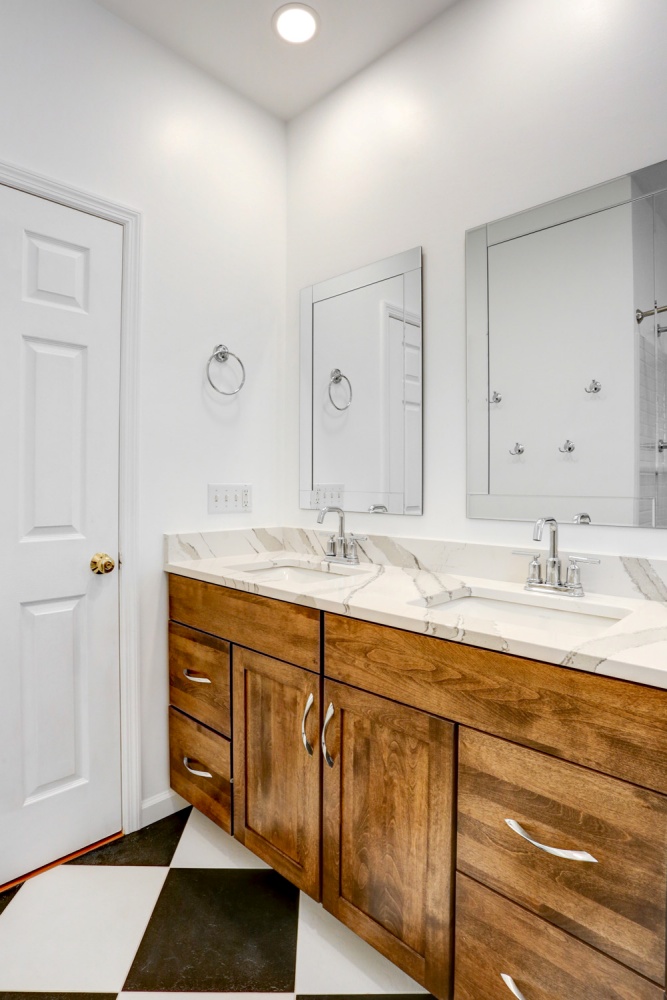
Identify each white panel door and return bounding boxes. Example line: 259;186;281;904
0;185;123;884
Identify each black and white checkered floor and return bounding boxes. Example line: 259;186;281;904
0;807;430;998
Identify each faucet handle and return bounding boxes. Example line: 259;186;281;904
512;550;542;585
344;534;366;563
566;555;600;590
325;534;336;557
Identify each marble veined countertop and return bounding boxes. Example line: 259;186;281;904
165;528;667;691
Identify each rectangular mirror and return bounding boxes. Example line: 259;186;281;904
300;247;422;514
467;159;667;527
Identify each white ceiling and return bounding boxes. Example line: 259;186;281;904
93;0;457;120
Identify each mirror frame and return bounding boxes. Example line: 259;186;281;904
300;246;423;513
466;159;667;526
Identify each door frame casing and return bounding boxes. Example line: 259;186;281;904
0;158;142;834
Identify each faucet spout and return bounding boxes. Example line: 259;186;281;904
533;516;558;559
317;505;345;539
533;517;560;584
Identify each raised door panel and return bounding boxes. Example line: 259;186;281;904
454;874;663;1000
322;679;455;999
169;575;320;672
324;613;667;793
233;647;321;899
458;728;667;983
169;622;231;736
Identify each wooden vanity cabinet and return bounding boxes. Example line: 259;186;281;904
168;578;667;1000
322;679;456;998
232;646;321;899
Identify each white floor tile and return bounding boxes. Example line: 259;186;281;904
295;892;428;995
0;864;168;992
170;808;270;868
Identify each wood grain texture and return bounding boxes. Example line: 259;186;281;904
233;647;321;899
324;613;667;793
457;727;667;984
322;679;455;998
454;874;663;1000
169;574;320;671
169;622;231;736
169;707;232;834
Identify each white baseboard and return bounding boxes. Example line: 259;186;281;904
140;788;189;829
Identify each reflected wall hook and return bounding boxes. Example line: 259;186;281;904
206;344;246;395
509;442;524;455
491;390;502;403
328;368;352;410
559;439;575;453
658;440;667;453
585;379;602;394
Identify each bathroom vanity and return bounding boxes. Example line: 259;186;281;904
165;529;667;1000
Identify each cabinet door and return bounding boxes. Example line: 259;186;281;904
322;679;455;998
233;647;321;899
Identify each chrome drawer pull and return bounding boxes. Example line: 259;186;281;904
183;669;212;684
321;702;335;767
183;756;213;778
302;692;314;756
505;818;598;863
501;973;528;999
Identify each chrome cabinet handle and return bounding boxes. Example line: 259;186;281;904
183;756;213;779
501;973;528;999
183;669;212;684
505;818;598;863
321;702;335;767
302;692;314;756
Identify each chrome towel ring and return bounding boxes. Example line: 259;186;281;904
328;368;352;410
206;344;246;395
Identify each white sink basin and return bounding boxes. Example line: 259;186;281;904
418;585;632;641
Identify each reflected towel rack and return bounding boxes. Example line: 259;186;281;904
206;344;246;395
636;304;667;324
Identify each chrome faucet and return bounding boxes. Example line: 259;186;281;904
514;516;599;597
534;516;561;586
317;506;366;565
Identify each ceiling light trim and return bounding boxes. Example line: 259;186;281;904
272;3;320;44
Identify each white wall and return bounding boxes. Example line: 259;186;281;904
286;0;667;560
0;0;287;817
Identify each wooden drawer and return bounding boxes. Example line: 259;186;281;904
458;728;667;983
169;707;232;834
454;874;663;1000
169;622;231;736
169;574;320;672
324;613;667;792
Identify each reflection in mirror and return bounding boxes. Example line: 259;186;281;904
300;248;422;514
466;159;667;527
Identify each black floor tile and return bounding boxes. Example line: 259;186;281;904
0;884;22;917
68;807;192;867
123;867;300;992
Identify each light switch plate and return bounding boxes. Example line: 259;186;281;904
310;484;344;508
208;483;252;513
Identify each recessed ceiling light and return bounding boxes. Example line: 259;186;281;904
272;4;319;44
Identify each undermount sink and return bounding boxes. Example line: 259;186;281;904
233;561;367;586
419;586;632;641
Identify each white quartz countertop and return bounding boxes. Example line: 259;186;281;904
165;529;667;691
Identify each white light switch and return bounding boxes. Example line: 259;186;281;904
208;484;252;513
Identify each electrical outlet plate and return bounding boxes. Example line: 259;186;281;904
208;483;252;513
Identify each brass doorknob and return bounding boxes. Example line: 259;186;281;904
90;552;115;575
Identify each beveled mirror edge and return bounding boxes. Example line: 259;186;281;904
300;247;423;514
466;158;667;528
